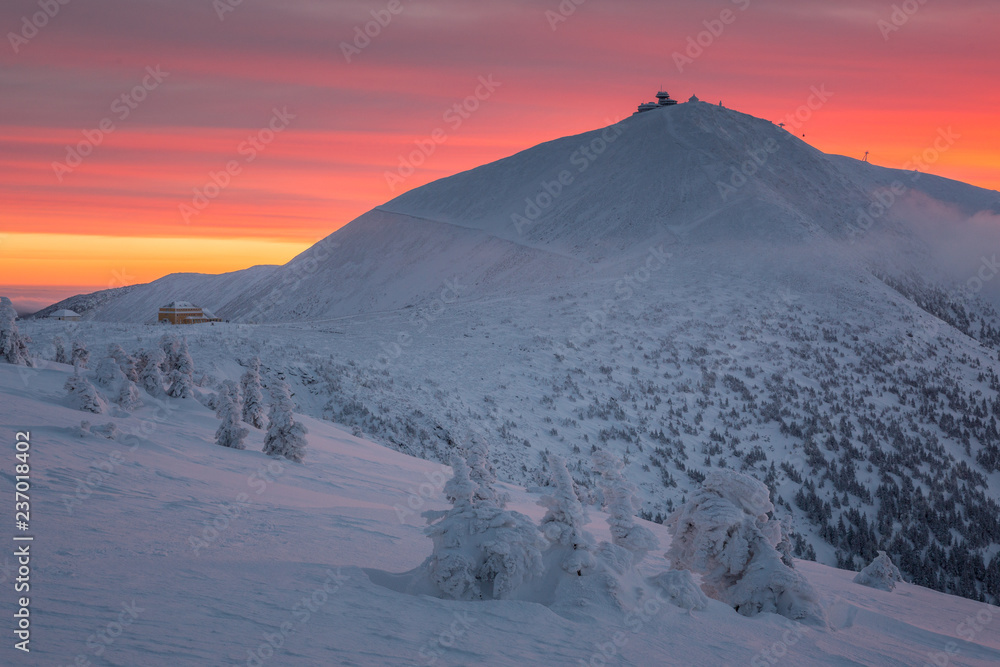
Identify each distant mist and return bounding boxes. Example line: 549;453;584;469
882;189;1000;309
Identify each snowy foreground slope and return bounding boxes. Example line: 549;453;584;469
1;362;998;666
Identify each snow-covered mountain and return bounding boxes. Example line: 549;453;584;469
42;101;999;324
26;100;1000;606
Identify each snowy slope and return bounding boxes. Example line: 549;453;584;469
382;102;877;249
219;210;587;324
1;361;998;666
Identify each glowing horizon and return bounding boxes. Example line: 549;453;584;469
2;0;999;313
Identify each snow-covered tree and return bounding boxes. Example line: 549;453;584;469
592;450;659;563
71;340;90;369
423;454;545;600
166;338;194;399
64;364;104;413
776;514;796;569
94;356;120;388
539;454;592;550
159;333;177;366
538;454;596;577
854;551;902;592
465;435;508;507
650;570;710;612
0;297;32;366
262;380;308;462
215;380;248;450
108;343;138;382
240;356;267;429
138;348;166;396
53;335;68;364
94;356;141;411
667;469;826;625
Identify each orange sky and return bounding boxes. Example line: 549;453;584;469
2;0;998;312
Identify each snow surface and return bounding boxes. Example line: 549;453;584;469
1;361;998;666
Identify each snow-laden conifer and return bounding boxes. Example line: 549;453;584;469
0;297;32;366
539;454;592;551
108;343;138;382
64;363;104;413
167;338;194;399
423;454;544;600
592;450;659;563
854;551;902;591
667;469;826;625
138;348;166;396
215;380;248;450
71;340;90;369
262;380;308;462
240;356;267;429
53;335;68;364
94;356;141;411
